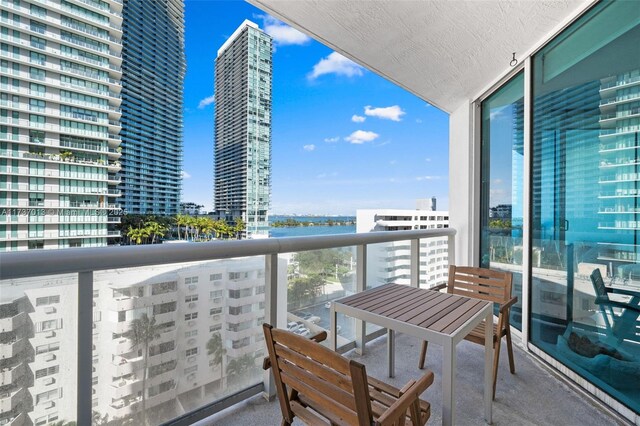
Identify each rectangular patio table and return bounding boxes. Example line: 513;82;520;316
330;283;493;426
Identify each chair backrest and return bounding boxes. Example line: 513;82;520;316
263;323;374;426
447;265;513;306
590;268;610;304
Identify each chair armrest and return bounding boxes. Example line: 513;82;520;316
499;296;518;314
375;371;434;426
262;330;328;370
608;286;640;297
431;283;447;292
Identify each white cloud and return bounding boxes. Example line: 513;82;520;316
345;130;379;144
181;171;191;179
303;144;315;151
493;178;503;185
364;105;405;121
259;15;311;46
324;136;340;143
416;175;442;181
425;158;432;162
415;118;423;124
198;95;215;109
351;114;366;123
308;52;365;80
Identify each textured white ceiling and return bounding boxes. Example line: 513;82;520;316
248;0;589;112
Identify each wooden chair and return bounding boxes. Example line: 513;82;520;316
418;265;517;400
263;323;434;426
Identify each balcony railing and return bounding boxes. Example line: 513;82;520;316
0;228;454;425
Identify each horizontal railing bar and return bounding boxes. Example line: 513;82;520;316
0;229;455;279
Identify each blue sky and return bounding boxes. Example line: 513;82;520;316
182;0;450;215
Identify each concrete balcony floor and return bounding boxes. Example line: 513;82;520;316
204;332;622;425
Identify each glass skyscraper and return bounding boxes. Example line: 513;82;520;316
0;0;123;251
120;0;185;215
214;20;272;238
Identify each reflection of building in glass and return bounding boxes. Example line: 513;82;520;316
357;200;449;288
0;258;285;425
213;21;272;238
596;71;640;273
0;0;123;251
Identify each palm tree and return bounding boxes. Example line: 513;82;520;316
123;314;161;426
206;332;226;390
127;225;151;245
234;217;246;240
145;220;167;244
175;214;189;240
226;354;258;387
198;217;215;241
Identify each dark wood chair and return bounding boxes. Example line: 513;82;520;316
418;265;517;400
263;323;434;426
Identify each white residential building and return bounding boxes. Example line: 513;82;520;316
357;200;450;288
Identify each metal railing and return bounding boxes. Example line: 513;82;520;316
0;228;455;425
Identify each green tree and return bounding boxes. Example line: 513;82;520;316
123;314;161;426
127;225;151;245
234;217;246;239
175;214;190;240
225;354;258;385
145;220;167;244
207;332;226;388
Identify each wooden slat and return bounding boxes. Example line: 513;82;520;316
368;289;440;318
348;285;417;311
454;266;507;279
454;273;506;288
349;360;373;426
272;328;351;375
418;298;470;331
441;299;491;334
452;280;505;296
340;284;400;307
290;401;331;426
279;359;356;411
275;344;353;394
392;291;452;323
428;299;484;333
404;293;463;325
337;283;396;305
450;288;502;304
280;370;359;426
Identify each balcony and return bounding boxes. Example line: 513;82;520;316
0;229;628;425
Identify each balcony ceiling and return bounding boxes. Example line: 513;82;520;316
247;0;589;113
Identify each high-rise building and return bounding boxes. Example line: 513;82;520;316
0;0;124;252
213;20;272;239
119;0;185;215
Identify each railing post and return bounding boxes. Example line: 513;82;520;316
263;253;278;400
410;238;420;288
448;233;456;266
77;271;93;425
355;244;366;355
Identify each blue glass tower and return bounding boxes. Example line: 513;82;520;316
120;0;185;215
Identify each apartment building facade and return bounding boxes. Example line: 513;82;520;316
0;0;123;252
213;20;272;239
0;257;285;425
357;201;450;288
119;0;185;216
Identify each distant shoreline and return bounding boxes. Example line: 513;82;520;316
271;217;356;228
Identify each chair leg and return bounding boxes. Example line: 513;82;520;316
505;327;515;374
418;341;428;369
492;337;501;400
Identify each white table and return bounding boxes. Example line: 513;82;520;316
330;283;493;426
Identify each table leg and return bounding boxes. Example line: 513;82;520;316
387;329;395;378
484;310;493;424
442;340;455;426
330;305;337;351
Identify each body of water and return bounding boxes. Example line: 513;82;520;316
269;215;356;238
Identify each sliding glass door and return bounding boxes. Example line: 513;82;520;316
531;0;640;413
480;72;524;330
